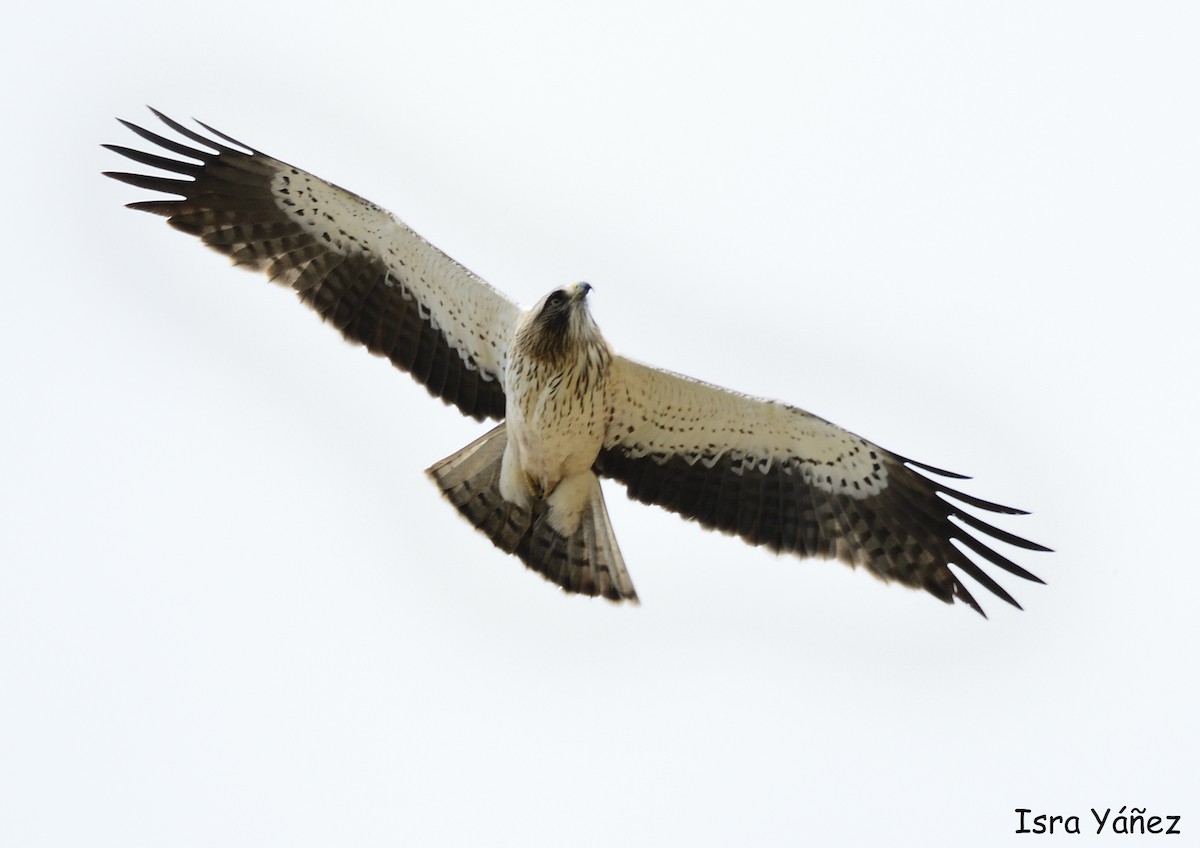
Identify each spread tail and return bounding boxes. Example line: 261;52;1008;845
426;424;638;603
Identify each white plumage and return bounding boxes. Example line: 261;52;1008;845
105;110;1049;615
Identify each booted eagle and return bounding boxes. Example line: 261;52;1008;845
104;110;1049;615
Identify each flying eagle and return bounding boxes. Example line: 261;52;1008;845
104;110;1049;615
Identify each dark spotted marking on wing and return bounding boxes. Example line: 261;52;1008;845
596;357;1049;615
104;109;517;421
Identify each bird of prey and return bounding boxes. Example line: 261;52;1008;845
104;109;1049;615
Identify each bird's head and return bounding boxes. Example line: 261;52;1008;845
516;282;601;362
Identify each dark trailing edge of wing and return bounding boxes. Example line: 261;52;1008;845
104;108;507;422
595;445;1050;617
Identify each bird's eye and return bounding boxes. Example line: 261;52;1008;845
545;290;568;309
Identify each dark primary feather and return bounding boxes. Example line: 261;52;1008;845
596;359;1050;616
103;109;507;421
595;444;1049;616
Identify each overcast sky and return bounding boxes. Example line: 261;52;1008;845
2;2;1197;845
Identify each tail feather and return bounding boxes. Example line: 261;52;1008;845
426;423;530;553
427;424;638;603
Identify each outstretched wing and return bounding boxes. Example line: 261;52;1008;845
104;109;518;421
595;357;1049;615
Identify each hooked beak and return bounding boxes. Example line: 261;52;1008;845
570;282;593;303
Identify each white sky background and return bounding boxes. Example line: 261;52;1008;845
2;1;1197;845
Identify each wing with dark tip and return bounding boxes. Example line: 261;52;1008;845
596;357;1050;615
104;109;518;421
